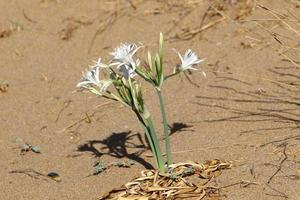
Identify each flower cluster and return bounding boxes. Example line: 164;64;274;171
77;41;204;95
77;43;142;94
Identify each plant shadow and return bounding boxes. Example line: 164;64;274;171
169;122;194;136
78;131;153;169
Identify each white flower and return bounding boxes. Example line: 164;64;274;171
77;61;111;93
77;66;101;88
175;49;204;72
110;43;142;78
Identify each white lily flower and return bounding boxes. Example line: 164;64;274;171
110;43;142;72
77;61;111;93
175;49;204;72
77;66;101;88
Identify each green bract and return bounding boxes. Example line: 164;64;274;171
77;33;204;172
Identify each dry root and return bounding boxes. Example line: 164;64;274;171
99;159;232;200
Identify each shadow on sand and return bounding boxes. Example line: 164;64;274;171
78;131;154;169
193;72;300;134
78;122;195;169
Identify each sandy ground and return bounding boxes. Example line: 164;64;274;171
0;0;300;199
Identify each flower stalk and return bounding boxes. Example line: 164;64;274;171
133;109;165;172
143;113;165;172
156;89;172;166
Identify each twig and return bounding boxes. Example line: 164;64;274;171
165;7;195;36
219;180;259;189
279;42;300;54
125;0;136;10
254;21;299;43
267;143;288;184
207;70;299;89
260;134;300;147
9;169;54;182
265;184;288;199
199;5;212;32
287;10;300;22
55;100;72;122
255;22;300;69
88;2;125;53
278;51;300;69
241;18;299;22
183;71;200;88
88;13;117;53
257;3;300;36
168;16;226;41
56;102;111;133
22;9;37;23
57;117;87;133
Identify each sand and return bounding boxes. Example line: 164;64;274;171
0;0;299;199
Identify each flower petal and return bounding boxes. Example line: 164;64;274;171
175;49;204;72
110;43;141;76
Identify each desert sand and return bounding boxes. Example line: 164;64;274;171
0;0;299;199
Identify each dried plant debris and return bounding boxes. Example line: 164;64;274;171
169;16;226;41
233;0;256;20
287;174;300;180
0;82;9;93
59;23;79;40
40;0;60;8
143;0;201;15
0;29;13;38
167;3;227;41
59;17;94;40
210;0;256;20
165;0;203;11
93;160;135;176
98;159;232;200
0;21;23;39
240;40;256;49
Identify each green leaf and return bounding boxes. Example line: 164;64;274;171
155;53;163;87
147;51;153;71
159;32;164;63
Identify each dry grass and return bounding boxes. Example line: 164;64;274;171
98;160;232;200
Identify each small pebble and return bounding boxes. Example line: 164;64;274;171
47;172;61;182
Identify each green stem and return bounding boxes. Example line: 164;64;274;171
141;124;158;165
156;89;172;166
135;111;165;172
144;115;165;172
164;71;180;81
